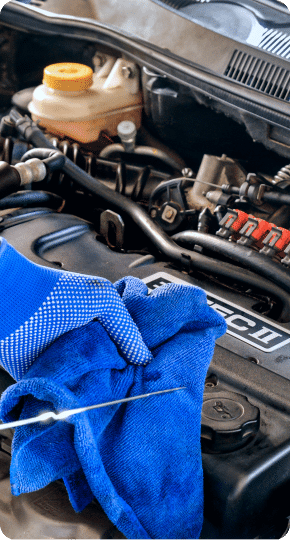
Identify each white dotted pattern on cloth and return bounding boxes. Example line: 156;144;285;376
0;274;151;380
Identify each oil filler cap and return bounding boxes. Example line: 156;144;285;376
201;390;260;453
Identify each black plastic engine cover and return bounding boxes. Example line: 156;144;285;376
1;208;290;539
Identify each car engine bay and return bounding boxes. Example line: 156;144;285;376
1;1;290;538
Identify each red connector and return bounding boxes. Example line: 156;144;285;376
261;227;290;256
217;209;290;261
237;216;272;246
217;210;249;238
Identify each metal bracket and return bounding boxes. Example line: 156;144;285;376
100;209;125;251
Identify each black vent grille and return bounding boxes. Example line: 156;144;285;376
259;29;290;60
224;50;290;101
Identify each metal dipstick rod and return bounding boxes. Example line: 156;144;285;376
0;387;186;430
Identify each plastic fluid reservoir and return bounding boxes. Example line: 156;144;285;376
28;60;143;143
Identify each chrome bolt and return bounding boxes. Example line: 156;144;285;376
182;168;194;178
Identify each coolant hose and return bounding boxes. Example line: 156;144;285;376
10;110;290;320
19;148;199;267
173;230;290;303
0;190;64;211
9;109;57;151
20;149;290;320
99;144;186;172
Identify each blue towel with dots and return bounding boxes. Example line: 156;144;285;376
0;237;226;539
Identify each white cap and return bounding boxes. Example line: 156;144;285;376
117;121;137;143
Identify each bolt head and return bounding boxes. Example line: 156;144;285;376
161;204;178;224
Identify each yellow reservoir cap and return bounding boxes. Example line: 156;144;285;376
43;63;94;91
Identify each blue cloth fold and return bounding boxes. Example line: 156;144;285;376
0;239;226;539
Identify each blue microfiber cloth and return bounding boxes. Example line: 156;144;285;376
0;238;226;539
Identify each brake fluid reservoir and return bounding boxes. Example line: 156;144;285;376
28;61;143;143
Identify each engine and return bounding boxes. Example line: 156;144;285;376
1;8;290;539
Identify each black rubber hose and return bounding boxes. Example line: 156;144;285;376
20;148;65;169
0;190;64;211
0;162;21;199
264;192;290;206
10;109;56;151
20;149;290;320
20;148;200;267
171;242;290;321
14;124;290;320
173;230;290;303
